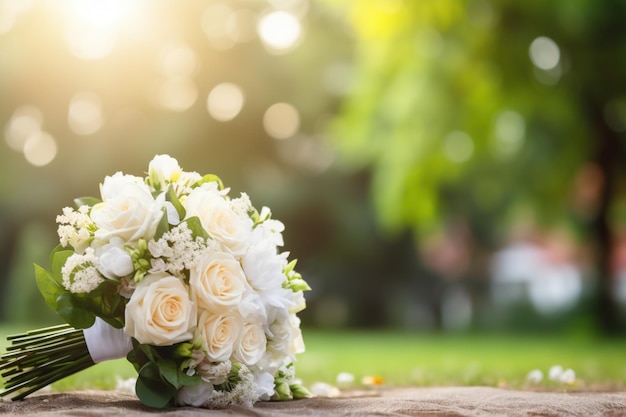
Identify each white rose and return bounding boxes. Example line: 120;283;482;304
184;184;252;255
233;322;267;366
190;251;247;313
242;242;292;309
91;173;165;243
175;381;213;407
148;154;182;191
97;245;133;279
196;310;242;363
124;273;196;346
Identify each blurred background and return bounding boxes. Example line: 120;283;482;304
2;0;626;337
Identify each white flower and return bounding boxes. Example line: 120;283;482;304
196;310;243;363
124;273;196;346
56;205;93;253
560;368;576;384
288;315;305;355
190;250;247;313
97;243;133;279
250;214;285;247
176;381;214;407
148;154;182;191
196;359;232;385
309;382;340;398
336;372;355;386
61;247;104;293
255;372;276;401
233;322;267;366
548;365;563;381
184;183;253;256
91;173;165;243
242;241;291;309
526;369;543;384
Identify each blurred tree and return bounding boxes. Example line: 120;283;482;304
325;0;626;333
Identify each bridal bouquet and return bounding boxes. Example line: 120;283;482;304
0;155;310;408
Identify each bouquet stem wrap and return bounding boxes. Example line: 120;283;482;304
83;318;132;363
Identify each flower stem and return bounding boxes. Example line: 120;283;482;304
1;324;95;400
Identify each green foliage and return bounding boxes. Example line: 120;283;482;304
34;246;126;329
127;341;200;409
327;0;624;241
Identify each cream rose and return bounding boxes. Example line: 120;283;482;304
124;273;196;346
184;184;252;255
233;322;267;366
196;310;242;363
91;173;165;243
190;251;247;313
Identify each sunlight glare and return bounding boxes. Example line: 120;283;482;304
68;0;135;29
61;0;140;60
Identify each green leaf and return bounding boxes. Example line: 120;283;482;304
34;264;65;311
154;207;170;240
56;292;95;329
50;249;74;284
136;362;176;409
157;359;181;389
74;197;101;208
194;174;224;190
184;216;209;239
166;186;186;221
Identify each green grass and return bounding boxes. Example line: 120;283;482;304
2;325;626;394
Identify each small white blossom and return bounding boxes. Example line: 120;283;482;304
56;206;94;253
560;368;576;384
309;382;340;398
205;365;258;408
526;369;543;384
61;248;104;293
230;193;252;217
548;365;563;381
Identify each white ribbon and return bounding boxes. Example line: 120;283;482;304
83;317;133;363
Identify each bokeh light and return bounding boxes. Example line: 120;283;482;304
493;110;525;158
157;42;197;78
23;131;57;167
4;106;43;152
201;3;238;50
529;36;560;70
68;92;104;136
443;131;473;163
257;10;302;54
207;82;244;121
263;102;300;139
